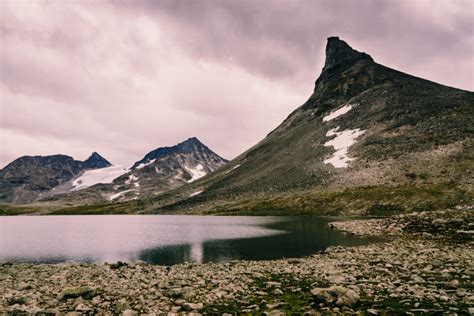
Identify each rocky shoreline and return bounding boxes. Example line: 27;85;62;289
1;209;473;315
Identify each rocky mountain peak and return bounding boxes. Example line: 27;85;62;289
83;152;111;169
177;137;205;151
307;37;377;105
323;37;373;71
131;137;226;170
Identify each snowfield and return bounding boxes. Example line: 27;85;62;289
136;159;156;169
71;165;130;191
185;164;207;183
323;127;365;168
322;104;354;122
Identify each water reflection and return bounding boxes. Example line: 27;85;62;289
135;217;380;265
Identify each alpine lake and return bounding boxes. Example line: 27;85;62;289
0;215;380;265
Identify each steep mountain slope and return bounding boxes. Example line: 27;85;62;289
130;36;473;216
43;137;228;203
0;152;111;203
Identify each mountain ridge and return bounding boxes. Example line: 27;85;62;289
132;137;221;169
129;36;473;216
1;37;472;215
39;137;228;204
0;152;111;203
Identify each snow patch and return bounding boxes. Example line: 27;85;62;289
109;189;133;201
189;190;203;197
125;174;139;184
136;159;156;169
184;164;207;183
72;165;129;191
323;127;365;168
225;164;241;174
323;104;354;122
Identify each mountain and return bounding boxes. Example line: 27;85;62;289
0;152;111;203
42;137;228;204
126;36;472;216
4;37;472;216
83;152;112;169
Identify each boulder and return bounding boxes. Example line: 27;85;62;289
311;287;334;304
57;287;96;300
336;289;360;306
75;303;92;312
182;302;204;311
311;286;360;306
114;300;131;314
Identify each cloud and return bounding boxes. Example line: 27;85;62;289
113;0;473;88
1;0;472;168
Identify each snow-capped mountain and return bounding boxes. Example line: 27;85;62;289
101;137;228;202
0;152;111;203
42;137;228;203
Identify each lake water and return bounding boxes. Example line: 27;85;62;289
0;215;379;265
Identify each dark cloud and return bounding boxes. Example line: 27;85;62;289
114;0;473;87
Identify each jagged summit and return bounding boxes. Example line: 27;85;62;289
176;137;207;152
132;137;226;170
83;152;111;169
308;37;378;105
323;37;373;71
51;138;229;203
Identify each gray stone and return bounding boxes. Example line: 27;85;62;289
273;289;284;295
182;303;204;311
75;303;92;312
114;300;131;314
336;289;360;306
122;309;138;316
57;287;96;300
17;281;33;291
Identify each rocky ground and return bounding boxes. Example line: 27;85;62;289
1;208;473;315
329;207;474;242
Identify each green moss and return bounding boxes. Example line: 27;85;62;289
2;182;471;216
200;183;473;216
202;273;316;314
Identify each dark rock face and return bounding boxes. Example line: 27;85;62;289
83;152;111;169
323;37;373;71
0;152;111;203
310;37;379;107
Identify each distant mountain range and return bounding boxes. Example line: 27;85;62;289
0;138;227;203
1;37;472;215
0;152;111;203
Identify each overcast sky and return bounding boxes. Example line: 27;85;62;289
1;0;473;168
